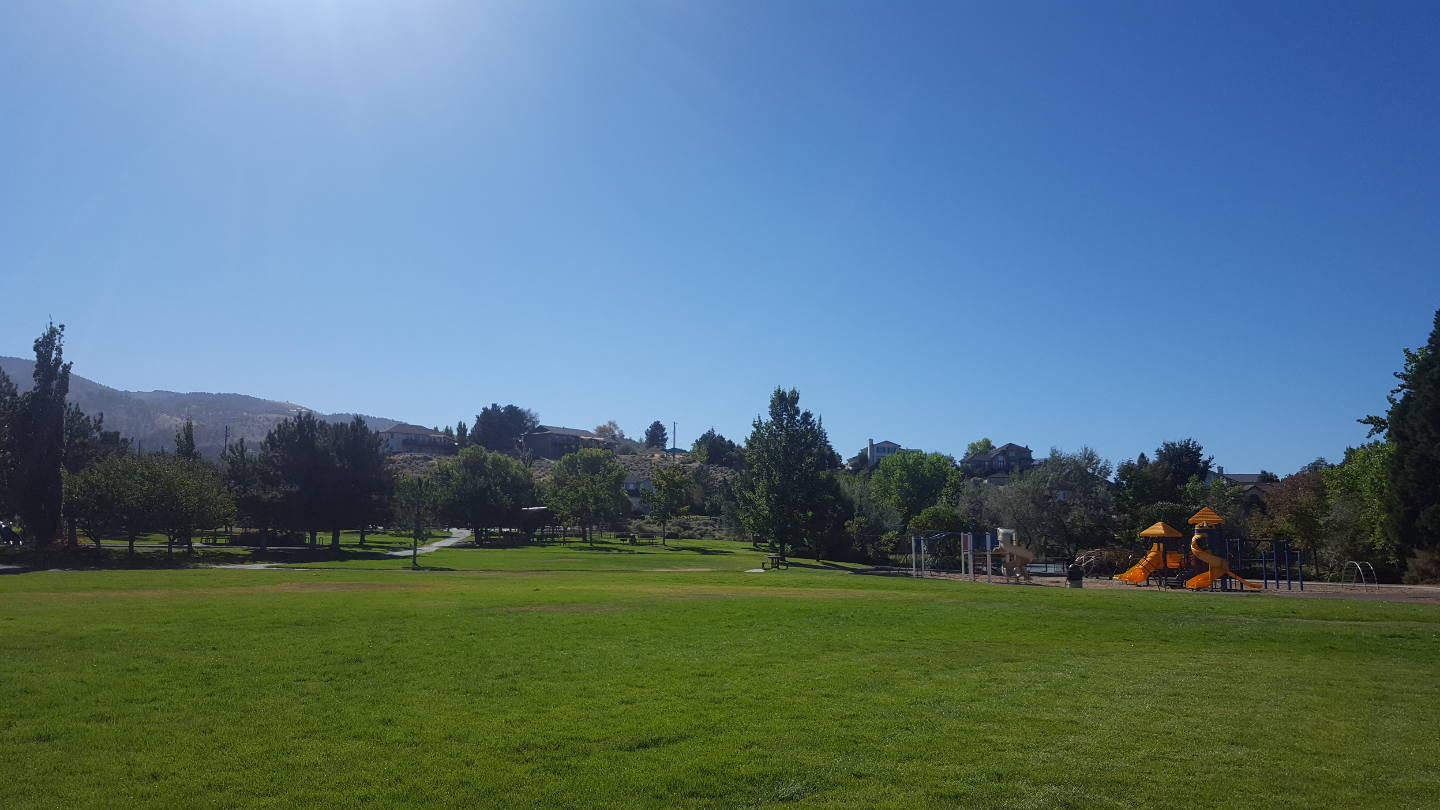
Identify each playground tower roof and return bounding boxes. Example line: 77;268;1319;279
1189;507;1225;525
1139;522;1184;538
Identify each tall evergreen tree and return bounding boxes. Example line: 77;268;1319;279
1380;310;1440;561
175;417;201;460
221;437;274;549
328;416;394;549
0;366;18;520
12;323;72;547
739;388;843;557
689;428;741;468
644;421;668;449
260;411;333;548
474;404;539;451
1153;439;1213;491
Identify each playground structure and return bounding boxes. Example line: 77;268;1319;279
1342;560;1380;593
993;529;1033;582
906;529;1035;583
1184;508;1258;590
1116;521;1187;584
1115;507;1301;591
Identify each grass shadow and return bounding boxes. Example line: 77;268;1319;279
663;545;734;555
0;544;409;572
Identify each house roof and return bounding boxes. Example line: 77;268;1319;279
381;423;445;437
1220;473;1266;484
872;440;901;449
529;425;603;439
962;443;1032;463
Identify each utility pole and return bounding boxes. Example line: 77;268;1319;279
672;421;677;461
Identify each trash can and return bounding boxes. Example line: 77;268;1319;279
1066;563;1084;588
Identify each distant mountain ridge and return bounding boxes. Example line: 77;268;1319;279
0;356;400;457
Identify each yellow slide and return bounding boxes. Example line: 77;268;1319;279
1117;543;1165;583
1185;536;1258;590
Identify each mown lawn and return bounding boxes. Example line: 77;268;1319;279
1;544;1437;809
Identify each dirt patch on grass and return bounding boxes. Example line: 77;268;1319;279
482;604;619;613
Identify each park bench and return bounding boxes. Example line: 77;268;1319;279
763;554;788;570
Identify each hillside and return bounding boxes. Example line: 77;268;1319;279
0;356;399;457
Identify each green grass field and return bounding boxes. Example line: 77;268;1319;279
2;539;1438;808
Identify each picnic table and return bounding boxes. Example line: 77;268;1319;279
763;553;788;570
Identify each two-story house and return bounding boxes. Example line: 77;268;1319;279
379;423;459;456
960;443;1034;485
858;439;903;470
523;425;618;460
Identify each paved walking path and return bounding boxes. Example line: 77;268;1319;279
208;529;471;569
385;528;470;557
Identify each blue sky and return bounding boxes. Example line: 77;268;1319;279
2;1;1436;473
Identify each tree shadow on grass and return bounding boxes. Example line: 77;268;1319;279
663;545;734;555
0;544;401;572
784;560;863;571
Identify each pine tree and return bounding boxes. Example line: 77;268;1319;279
1385;310;1440;562
475;404;538;451
739;388;842;557
644;421;668;449
13;324;72;547
175;417;201;460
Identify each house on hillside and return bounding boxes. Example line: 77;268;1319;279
960;443;1034;485
855;439;903;470
1206;467;1279;508
380;423;458;456
523;425;617;460
624;475;653;512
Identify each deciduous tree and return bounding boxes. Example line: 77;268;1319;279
594;420;625;440
1323;441;1395;568
548;448;628;544
394;474;439;566
870;450;955;529
965;438;995;457
988;447;1115;560
640;462;693;540
146;455;236;554
1253;468;1330;580
434;445;534;541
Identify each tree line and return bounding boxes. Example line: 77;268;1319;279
4;311;1438;583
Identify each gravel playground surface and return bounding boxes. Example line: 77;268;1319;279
884;569;1440;603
